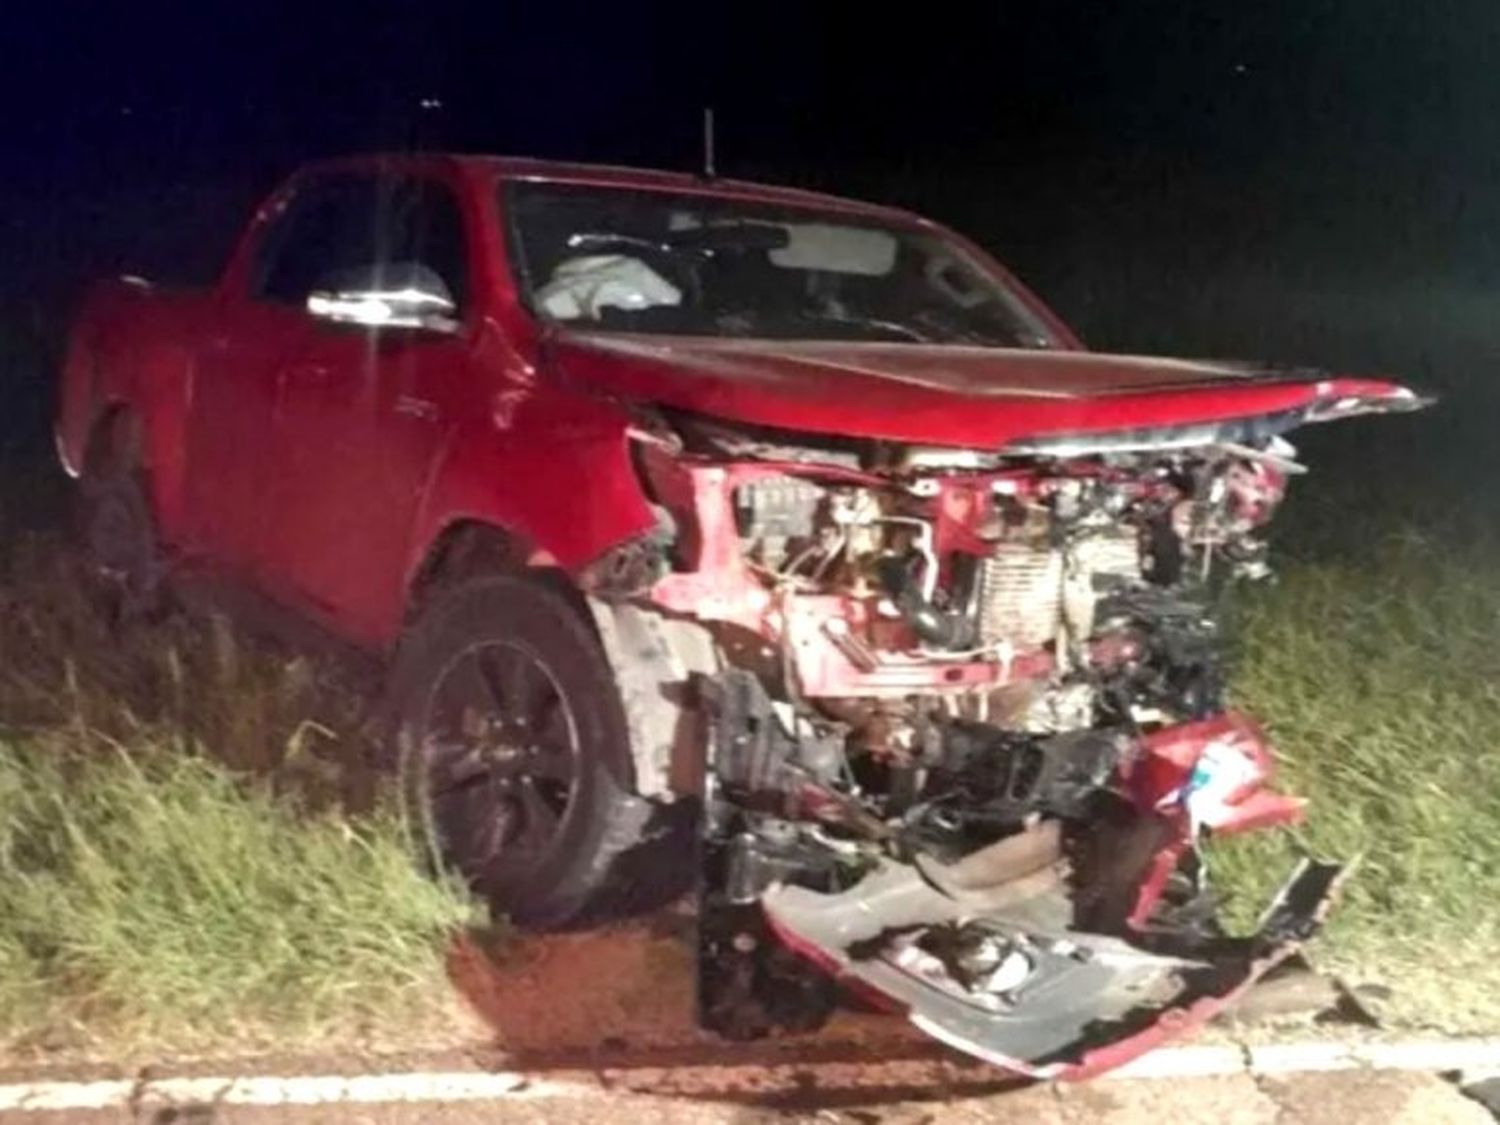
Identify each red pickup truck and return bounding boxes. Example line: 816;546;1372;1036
57;154;1424;1078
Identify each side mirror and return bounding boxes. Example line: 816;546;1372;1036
306;261;459;333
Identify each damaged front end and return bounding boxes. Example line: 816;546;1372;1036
586;403;1395;1078
751;721;1343;1079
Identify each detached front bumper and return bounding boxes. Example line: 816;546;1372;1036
764;859;1345;1080
749;711;1340;1080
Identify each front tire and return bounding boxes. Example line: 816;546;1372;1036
389;574;685;929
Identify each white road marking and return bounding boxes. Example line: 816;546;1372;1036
0;1039;1497;1113
141;1071;583;1107
0;1080;136;1113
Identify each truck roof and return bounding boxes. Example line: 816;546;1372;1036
477;156;920;222
306;153;925;226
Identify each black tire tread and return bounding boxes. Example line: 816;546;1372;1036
389;574;692;930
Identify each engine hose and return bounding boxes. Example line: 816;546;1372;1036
876;556;975;650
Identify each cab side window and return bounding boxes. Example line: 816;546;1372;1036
251;174;470;314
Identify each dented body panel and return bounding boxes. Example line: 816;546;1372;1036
57;154;1426;1078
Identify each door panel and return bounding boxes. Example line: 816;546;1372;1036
259;327;460;641
180;302;312;572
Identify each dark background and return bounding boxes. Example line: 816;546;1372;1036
2;0;1496;522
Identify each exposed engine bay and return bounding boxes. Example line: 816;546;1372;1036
586;412;1346;1078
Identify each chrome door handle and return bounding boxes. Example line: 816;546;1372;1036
393;394;440;421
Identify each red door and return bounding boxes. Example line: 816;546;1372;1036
253;171;478;643
259;327;464;642
180;289;312;574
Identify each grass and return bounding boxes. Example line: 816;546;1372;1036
1211;527;1500;1034
0;735;476;1053
0;532;381;794
0;530;481;1059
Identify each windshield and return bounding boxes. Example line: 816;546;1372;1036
502;180;1057;347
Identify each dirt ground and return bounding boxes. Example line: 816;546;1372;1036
443;913;932;1060
2;919;1493;1123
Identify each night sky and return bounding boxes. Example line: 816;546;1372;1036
7;4;1497;173
2;0;1499;447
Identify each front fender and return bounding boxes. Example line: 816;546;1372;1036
403;403;657;600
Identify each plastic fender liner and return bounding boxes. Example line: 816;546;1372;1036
762;859;1346;1081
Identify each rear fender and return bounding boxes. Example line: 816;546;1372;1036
60;282;199;540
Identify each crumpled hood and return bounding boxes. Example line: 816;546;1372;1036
549;331;1426;450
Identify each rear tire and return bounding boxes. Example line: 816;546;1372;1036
389;574;693;929
73;440;167;625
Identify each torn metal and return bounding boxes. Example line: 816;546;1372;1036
582;407;1380;1078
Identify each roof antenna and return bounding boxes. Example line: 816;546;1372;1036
702;105;717;179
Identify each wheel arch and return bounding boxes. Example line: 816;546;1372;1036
81;400;146;475
77;359;193;542
403;516;595;629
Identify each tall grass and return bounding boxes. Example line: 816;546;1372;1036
1212;529;1500;1033
0;531;480;1057
0;533;381;796
0;734;475;1053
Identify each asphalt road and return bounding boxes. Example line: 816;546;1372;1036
4;1067;1490;1124
3;923;1491;1122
